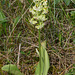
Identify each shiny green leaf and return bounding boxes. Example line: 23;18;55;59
1;64;24;75
35;41;50;75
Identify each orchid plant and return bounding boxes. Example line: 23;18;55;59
1;0;49;75
29;0;50;75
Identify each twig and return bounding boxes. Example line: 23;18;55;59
65;8;75;11
17;43;21;68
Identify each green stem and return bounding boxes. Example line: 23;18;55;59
38;29;42;75
38;29;41;53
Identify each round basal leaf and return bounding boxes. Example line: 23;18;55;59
1;64;19;71
71;0;75;4
64;0;71;6
1;64;24;75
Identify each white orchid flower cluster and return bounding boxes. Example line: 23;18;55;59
29;0;48;29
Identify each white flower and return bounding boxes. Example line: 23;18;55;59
33;0;40;2
41;15;47;21
29;8;36;14
42;9;48;14
43;1;47;5
33;6;42;11
35;15;47;21
29;0;48;29
30;18;37;24
33;16;38;19
35;23;44;29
